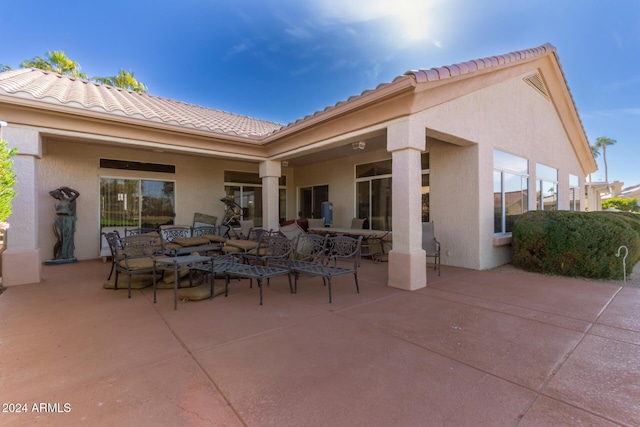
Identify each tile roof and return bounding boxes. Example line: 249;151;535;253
405;43;556;82
0;44;572;142
0;68;284;138
280;43;559;130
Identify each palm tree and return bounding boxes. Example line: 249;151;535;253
94;69;148;93
589;144;600;183
594;136;616;193
21;50;88;79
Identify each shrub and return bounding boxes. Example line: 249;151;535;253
0;138;17;224
602;197;639;212
512;210;640;279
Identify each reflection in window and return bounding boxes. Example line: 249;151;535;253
224;171;287;227
299;185;328;219
494;150;528;234
569;174;580;212
356;153;428;231
100;178;175;229
536;164;558;211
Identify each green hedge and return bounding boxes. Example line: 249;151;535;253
512;211;640;279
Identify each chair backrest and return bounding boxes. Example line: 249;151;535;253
327;235;362;269
292;234;327;262
159;225;192;242
219;224;231;239
279;222;306;240
306;218;325;229
193;212;217;228
261;234;293;264
102;231;122;258
246;227;268;242
192;225;217;237
422;222;437;253
239;220;254;238
125;227;158;236
350;218;366;229
118;235;161;260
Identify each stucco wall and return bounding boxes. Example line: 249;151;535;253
424;72;585;269
36;139;290;261
291;147;391;228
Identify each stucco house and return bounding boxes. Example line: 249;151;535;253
0;43;596;289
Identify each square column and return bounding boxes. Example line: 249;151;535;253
2;126;42;285
259;161;281;232
387;117;426;290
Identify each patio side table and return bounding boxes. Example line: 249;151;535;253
155;255;213;310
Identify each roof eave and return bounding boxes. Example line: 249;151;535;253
0;92;268;144
262;76;416;142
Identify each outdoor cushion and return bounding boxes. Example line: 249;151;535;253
225;240;259;251
161;268;191;284
202;234;227;243
173;236;211;247
119;257;154;270
163;242;182;251
279;222;305;240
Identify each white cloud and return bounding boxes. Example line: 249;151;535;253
226;42;250;57
285;25;314;40
311;0;444;42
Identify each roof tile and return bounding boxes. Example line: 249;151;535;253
0;68;283;138
0;44;563;139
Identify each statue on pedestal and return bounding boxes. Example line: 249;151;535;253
46;187;80;264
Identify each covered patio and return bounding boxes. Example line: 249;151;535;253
1;260;639;426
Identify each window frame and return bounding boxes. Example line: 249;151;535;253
493;150;529;235
224;170;287;227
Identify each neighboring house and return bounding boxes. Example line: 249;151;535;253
619;184;640;201
0;43;596;289
589;180;624;211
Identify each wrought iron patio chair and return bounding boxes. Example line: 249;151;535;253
102;230;121;281
422;221;441;276
289;234;362;303
113;234;162;299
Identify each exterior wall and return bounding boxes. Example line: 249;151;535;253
36;138;271;261
291;146;390;227
2;126;42;285
424;72;585;269
428;139;481;269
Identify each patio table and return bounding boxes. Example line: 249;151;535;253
164;244;221;257
155;255;213;310
223;263;290;305
308;227;391;262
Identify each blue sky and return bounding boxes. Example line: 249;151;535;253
3;0;640;187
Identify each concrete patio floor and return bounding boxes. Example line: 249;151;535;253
1;259;639;426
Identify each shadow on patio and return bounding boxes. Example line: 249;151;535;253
1;258;639;426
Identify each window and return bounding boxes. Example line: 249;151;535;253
356;159;392;231
536;164;558;211
299;185;328;219
421;153;430;222
569;174;580;211
355;153;429;231
494;150;528;234
100;178;175;229
224;171;287;227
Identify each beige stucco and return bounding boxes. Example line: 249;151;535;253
0;46;597;286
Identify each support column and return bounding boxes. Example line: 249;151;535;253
2;126;42;286
259;160;281;232
387;117;426;290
